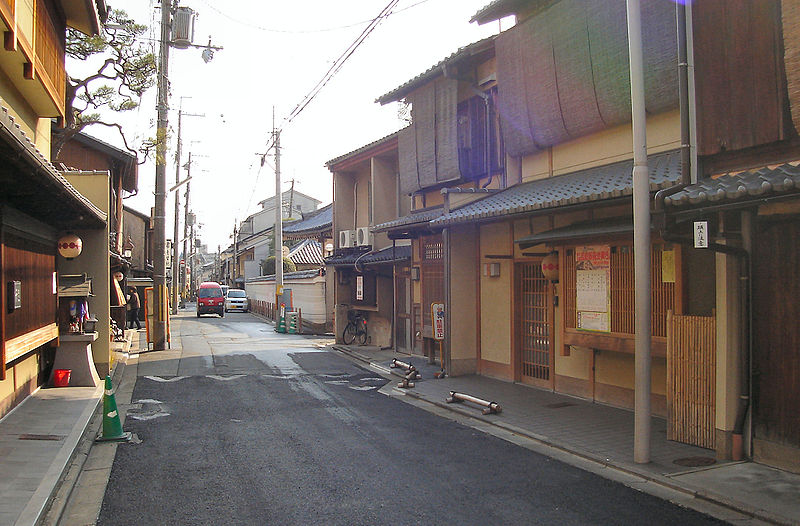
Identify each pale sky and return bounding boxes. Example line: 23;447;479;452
79;1;507;251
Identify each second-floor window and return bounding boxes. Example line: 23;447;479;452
457;87;503;181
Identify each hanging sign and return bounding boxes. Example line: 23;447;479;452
694;221;709;248
431;303;445;340
356;275;364;301
575;245;610;332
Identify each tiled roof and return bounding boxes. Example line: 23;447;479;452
664;161;800;208
0;103;106;226
470;0;531;25
325;130;399;168
246;269;324;283
283;203;332;237
288;239;324;266
375;36;496;104
372;207;444;232
325;244;411;267
431;150;681;227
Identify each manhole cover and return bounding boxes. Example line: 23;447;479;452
672;456;716;467
545;402;576;409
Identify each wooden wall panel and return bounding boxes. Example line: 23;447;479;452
2;233;56;342
693;1;786;156
752;217;800;451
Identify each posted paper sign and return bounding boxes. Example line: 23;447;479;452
432;303;445;340
575;245;611;333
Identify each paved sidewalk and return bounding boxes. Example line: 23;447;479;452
0;330;135;526
334;344;800;526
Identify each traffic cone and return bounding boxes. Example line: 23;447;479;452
96;375;132;442
287;312;297;334
276;303;287;333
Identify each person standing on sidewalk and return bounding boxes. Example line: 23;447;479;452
127;287;142;330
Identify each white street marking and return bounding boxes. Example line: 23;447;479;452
144;376;189;382
128;413;171;421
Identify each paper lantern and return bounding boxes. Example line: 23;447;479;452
58;233;83;259
541;252;559;282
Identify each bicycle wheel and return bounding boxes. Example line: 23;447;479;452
343;322;357;345
358;326;368;345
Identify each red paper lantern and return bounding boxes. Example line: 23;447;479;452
58;233;83;259
541;252;559;282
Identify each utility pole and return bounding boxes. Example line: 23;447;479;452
287;178;295;218
274;126;283;298
627;0;652;464
152;0;172;350
233;222;238;286
183;152;192;300
171;99;203;314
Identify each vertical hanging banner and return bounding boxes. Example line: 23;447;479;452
356;275;364;301
575;245;611;332
431;303;445;340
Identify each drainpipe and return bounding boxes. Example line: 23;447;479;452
653;0;693;221
443;190;452;374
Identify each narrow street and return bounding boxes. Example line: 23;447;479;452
92;311;724;525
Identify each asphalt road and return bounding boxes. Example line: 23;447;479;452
97;312;724;525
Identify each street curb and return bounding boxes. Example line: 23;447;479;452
334;345;795;526
38;332;135;526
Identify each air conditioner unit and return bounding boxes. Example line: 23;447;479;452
356;227;372;247
339;229;355;248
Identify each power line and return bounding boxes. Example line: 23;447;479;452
197;0;430;34
258;0;401;163
284;0;401;125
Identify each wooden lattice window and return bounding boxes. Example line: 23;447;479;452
564;244;675;337
421;235;444;330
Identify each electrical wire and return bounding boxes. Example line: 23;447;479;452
258;0;401;163
197;0;431;34
284;0;401;125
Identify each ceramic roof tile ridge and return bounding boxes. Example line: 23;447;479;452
375;35;497;104
665;160;800;208
430;149;681;226
325;130;400;168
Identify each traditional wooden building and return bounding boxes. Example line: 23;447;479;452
0;0;106;415
659;0;800;472
326;132;411;348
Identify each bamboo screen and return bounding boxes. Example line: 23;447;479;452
564;244;675;337
667;311;716;449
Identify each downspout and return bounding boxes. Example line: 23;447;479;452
654;0;692;217
442;189;451;374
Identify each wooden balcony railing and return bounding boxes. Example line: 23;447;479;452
33;0;66;106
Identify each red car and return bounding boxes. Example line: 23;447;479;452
196;282;225;317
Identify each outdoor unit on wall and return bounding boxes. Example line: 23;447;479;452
339;229;355;248
356;227;372;247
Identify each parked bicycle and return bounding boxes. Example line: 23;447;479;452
342;310;368;345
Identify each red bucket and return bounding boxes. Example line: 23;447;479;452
53;369;71;387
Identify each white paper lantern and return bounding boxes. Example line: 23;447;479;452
58;233;83;259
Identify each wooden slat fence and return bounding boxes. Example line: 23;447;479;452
666;310;716;449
